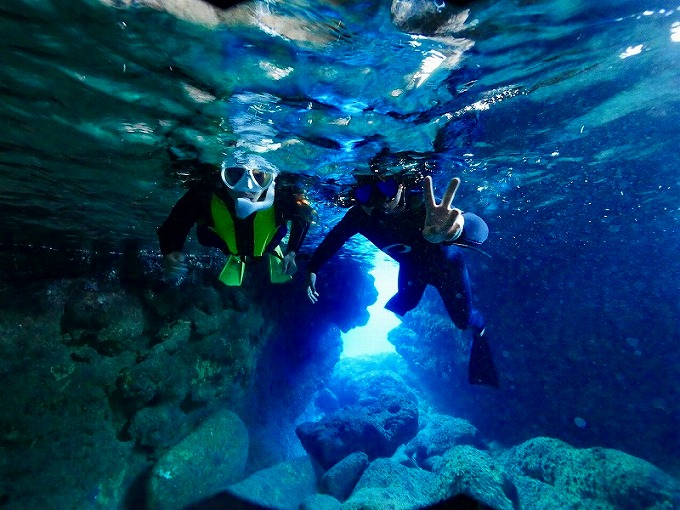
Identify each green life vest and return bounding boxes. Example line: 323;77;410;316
209;193;278;256
209;194;292;286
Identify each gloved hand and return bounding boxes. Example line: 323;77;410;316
282;250;297;275
422;176;465;243
163;252;188;279
306;272;319;303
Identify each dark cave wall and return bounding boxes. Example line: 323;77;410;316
0;250;377;508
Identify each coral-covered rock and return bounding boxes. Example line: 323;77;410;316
114;351;188;409
503;437;680;510
344;458;438;510
320;451;369;501
147;410;248;510
433;445;518;510
296;390;418;469
62;285;145;355
405;414;484;468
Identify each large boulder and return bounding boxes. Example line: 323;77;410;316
319;451;370;501
503;437;680;510
343;458;438;510
405;414;484;469
296;390;418;469
227;455;319;510
433;445;518;510
147;410;248;510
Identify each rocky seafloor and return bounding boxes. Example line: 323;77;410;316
0;251;678;510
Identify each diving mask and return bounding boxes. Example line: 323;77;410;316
221;164;276;192
354;178;399;205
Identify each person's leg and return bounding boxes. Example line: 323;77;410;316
432;247;498;387
384;262;427;317
432;247;484;332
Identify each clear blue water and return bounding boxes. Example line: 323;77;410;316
1;0;680;505
2;0;678;253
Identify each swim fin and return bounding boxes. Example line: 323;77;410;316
218;255;246;286
268;246;293;284
469;329;499;388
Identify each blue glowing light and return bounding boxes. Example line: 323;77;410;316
341;251;401;358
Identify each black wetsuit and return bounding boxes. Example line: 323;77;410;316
307;194;486;332
158;175;310;258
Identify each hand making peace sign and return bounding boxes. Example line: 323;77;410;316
422;176;465;243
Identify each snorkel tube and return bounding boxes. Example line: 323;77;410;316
234;182;276;219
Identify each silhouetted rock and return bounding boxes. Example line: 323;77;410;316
296;390;419;469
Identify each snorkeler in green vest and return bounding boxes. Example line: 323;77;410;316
158;154;312;286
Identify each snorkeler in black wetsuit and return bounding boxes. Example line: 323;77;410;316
306;175;499;387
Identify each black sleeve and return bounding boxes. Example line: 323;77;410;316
157;187;206;255
286;215;310;254
271;191;313;255
306;207;363;274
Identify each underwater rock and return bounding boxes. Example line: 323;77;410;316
319;451;370;501
315;388;340;414
114;350;189;410
433;445;518;510
502;437;680;510
62;286;145;355
227;455;318;510
405;414;484;469
127;404;192;451
147;410;248;510
295;389;419;469
511;475;606;510
154;319;191;354
327;367;418;407
344;457;439;509
299;493;342;510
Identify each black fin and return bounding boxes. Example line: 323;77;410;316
469;332;499;388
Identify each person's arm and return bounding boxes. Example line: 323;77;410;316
306;207;362;303
157;187;205;277
158;187;205;254
275;193;314;275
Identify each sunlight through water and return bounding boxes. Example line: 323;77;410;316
340;250;401;358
